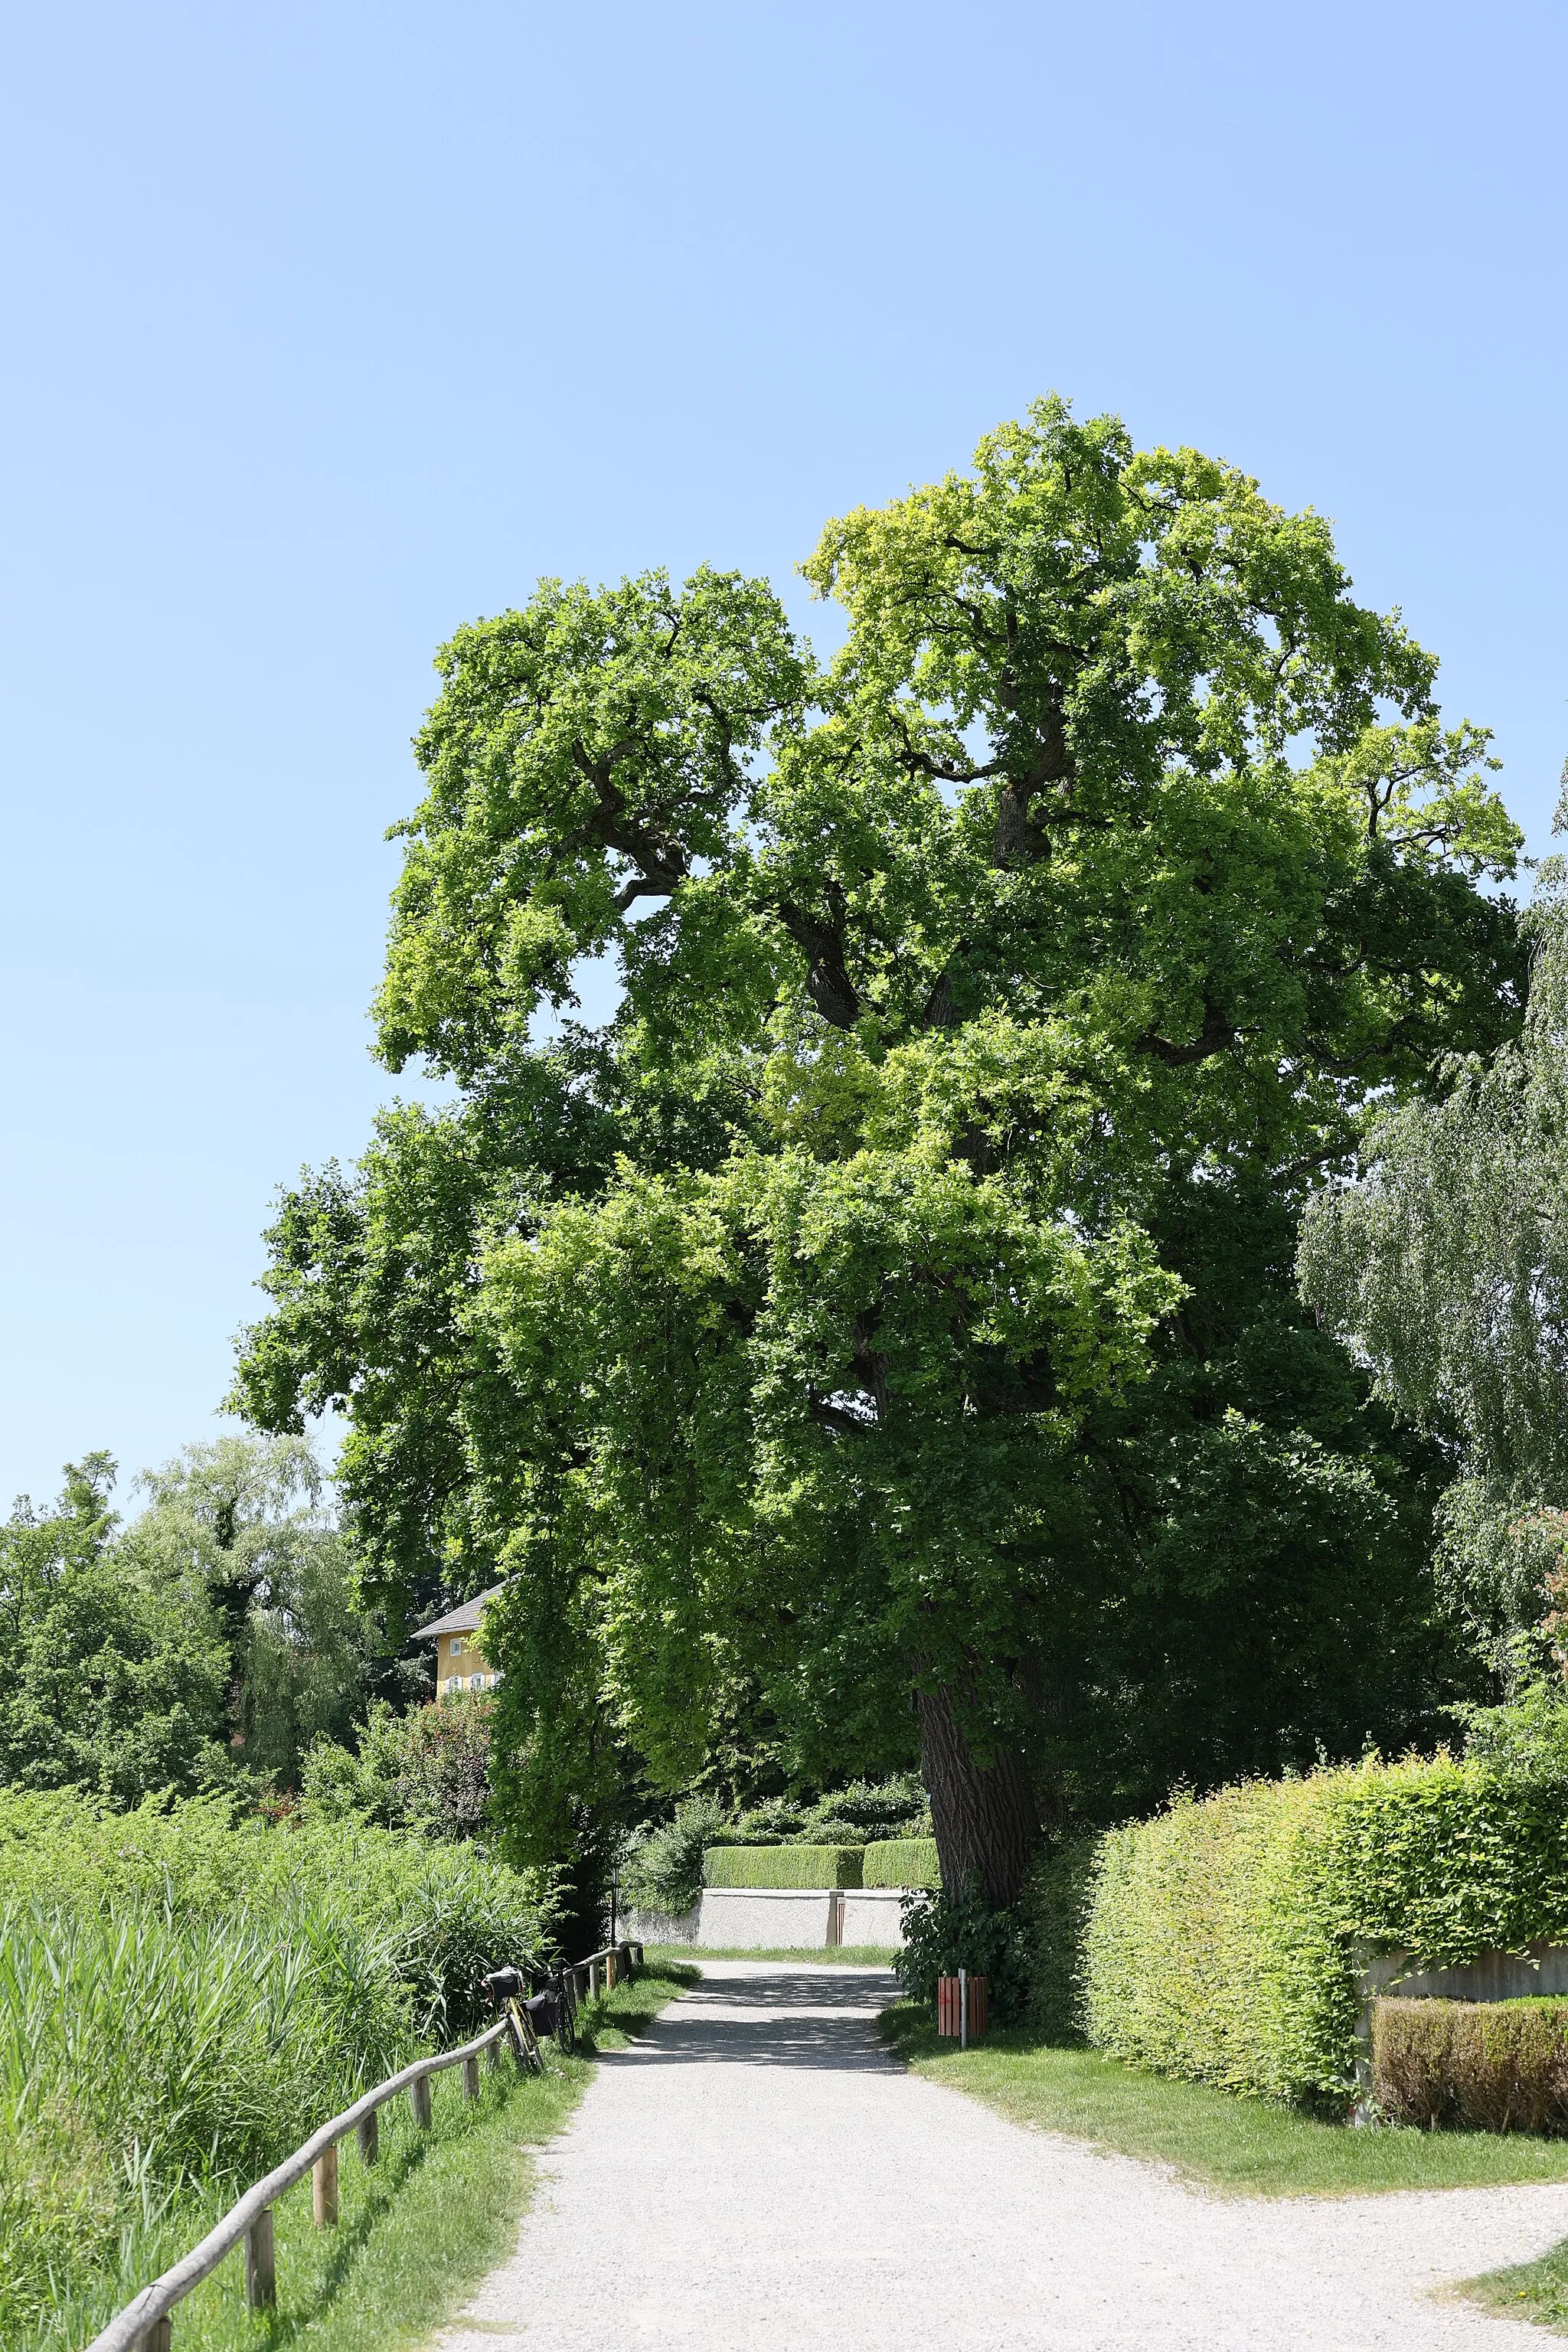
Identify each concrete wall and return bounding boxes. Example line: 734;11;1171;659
1358;1941;1568;2003
840;1889;906;1948
694;1885;913;1949
698;1887;838;1948
626;1904;701;1945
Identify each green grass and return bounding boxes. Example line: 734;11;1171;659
34;1966;694;2352
643;1943;896;1965
1462;2240;1568;2334
880;2004;1568;2198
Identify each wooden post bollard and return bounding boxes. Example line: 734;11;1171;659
590;1958;599;1998
137;2321;172;2352
606;1948;618;1991
358;2105;379;2165
487;2030;502;2072
462;2053;481;2102
247;2206;276;2308
411;2072;433;2128
313;2141;339;2227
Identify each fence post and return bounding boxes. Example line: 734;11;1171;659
247;2207;276;2308
136;2322;172;2352
358;2105;379;2165
313;2142;339;2227
411;2072;433;2128
590;1958;599;1998
462;2053;481;2102
486;2031;502;2073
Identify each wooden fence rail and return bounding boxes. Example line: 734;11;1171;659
87;1941;644;2352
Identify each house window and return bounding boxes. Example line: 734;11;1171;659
449;1636;462;1656
445;1674;460;1694
469;1674;483;1691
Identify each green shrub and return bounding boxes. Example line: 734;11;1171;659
863;1837;940;1889
301;1693;495;1841
1081;1748;1568;2108
703;1844;864;1889
1374;1998;1568;2133
714;1775;929;1848
622;1795;727;1915
893;1882;1031;2023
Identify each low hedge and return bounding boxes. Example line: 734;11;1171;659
1082;1752;1568;2109
1374;1998;1568;2133
702;1844;864;1890
863;1838;941;1890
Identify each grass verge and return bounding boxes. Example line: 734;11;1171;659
642;1944;896;1966
36;1965;694;2352
1462;2242;1568;2334
880;2004;1568;2198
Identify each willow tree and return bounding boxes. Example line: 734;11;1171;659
237;399;1523;1909
1300;864;1568;1675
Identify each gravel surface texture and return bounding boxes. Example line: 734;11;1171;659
434;1958;1568;2350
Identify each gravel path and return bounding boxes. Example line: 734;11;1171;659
436;1959;1568;2350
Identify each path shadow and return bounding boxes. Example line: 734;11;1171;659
600;1968;901;2073
688;1970;896;2014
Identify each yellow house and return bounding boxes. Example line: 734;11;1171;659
413;1583;508;1701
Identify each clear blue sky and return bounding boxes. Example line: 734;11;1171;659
2;0;1563;1510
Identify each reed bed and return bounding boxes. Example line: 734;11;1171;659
0;1789;549;2346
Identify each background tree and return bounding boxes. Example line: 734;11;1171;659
237;399;1524;1911
0;1436;387;1805
0;1456;230;1802
129;1434;381;1783
1300;849;1568;1681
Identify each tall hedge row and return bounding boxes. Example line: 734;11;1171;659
1078;1753;1568;2107
703;1844;864;1889
863;1837;940;1889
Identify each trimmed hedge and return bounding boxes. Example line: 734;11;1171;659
1083;1753;1568;2109
1374;1998;1568;2133
703;1844;864;1889
864;1837;941;1890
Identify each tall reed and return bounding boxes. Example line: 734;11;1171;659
0;1791;549;2343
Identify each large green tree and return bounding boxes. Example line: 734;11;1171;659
237;400;1523;1906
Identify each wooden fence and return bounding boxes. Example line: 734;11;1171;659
87;1941;644;2352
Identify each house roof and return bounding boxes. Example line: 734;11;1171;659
412;1581;510;1643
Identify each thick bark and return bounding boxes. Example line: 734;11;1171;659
916;1681;1037;1908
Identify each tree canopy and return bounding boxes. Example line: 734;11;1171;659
0;1436;375;1805
1300;858;1568;1677
237;397;1524;1907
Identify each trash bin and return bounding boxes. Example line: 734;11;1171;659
936;1971;988;2043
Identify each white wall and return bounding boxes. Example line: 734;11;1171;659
698;1887;838;1947
840;1888;906;1948
693;1884;911;1949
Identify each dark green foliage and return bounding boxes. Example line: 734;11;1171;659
702;1843;864;1889
894;1880;1031;2023
1020;1837;1096;2040
1374;1998;1568;2134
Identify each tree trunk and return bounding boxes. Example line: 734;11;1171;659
916;1682;1036;1908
